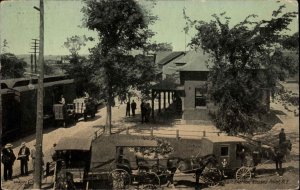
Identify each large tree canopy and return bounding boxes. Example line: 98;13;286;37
186;5;297;134
0;53;27;79
82;0;157;134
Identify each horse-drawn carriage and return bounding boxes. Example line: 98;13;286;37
87;136;166;189
52;134;292;189
87;135;221;189
53;137;92;190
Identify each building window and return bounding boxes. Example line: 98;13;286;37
195;87;207;107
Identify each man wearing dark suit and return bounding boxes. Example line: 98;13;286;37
1;143;16;180
279;128;286;145
18;142;30;176
131;100;137;116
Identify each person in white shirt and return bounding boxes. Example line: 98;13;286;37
59;95;65;105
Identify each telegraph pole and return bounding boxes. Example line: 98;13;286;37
30;54;33;73
30;39;39;73
33;0;44;188
0;44;2;150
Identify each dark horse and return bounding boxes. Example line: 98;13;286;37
166;154;218;187
272;140;292;176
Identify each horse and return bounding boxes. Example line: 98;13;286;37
272;140;292;176
166;154;218;187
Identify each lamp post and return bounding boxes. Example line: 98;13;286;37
33;0;44;188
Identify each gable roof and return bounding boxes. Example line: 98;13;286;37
157;51;185;66
177;50;212;72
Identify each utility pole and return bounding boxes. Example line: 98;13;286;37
33;0;44;188
0;46;2;151
30;54;33;73
30;39;39;74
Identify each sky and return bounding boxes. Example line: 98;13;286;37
0;0;298;55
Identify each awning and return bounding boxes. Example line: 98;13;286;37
55;137;92;151
151;79;180;91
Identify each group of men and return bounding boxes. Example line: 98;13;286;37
1;142;38;181
125;99;152;123
125;100;137;116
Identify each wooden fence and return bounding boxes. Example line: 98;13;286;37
93;126;221;140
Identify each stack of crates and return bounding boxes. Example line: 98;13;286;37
53;104;64;120
73;98;86;114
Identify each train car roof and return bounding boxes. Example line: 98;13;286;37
202;136;246;143
55;137;92;151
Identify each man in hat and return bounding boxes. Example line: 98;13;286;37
18;142;30;176
30;144;37;171
1;143;16;180
279;128;286;145
131;100;137;116
31;143;45;172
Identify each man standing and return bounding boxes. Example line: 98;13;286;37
252;141;262;177
30;144;36;171
1;143;16;180
140;101;145;123
59;94;65;105
279;128;286;145
131;100;137;116
18;142;30;176
31;144;44;172
126;101;130;117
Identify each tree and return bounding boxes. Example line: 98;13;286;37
2;39;9;53
281;32;299;52
63;35;94;56
186;5;297;134
0;53;27;79
82;0;156;134
62;35;99;97
144;42;173;53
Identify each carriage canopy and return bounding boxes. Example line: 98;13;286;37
55;137;92;151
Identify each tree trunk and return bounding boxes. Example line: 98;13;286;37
104;70;112;135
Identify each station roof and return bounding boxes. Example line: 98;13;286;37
55;137;92;151
157;51;185;66
203;136;246;143
177;50;212;72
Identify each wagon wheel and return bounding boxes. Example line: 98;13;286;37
236;167;252;181
141;172;160;189
151;164;168;175
201;168;222;187
109;169;131;189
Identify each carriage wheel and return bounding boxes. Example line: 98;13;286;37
236;167;252;181
109;169;131;189
201;168;222;187
151;164;167;174
141;172;160;189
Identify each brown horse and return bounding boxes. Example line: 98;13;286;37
166;154;218;187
